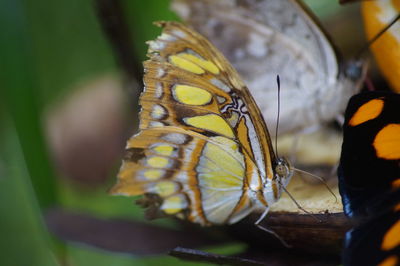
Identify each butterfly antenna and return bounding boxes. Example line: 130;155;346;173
293;167;337;203
275;75;281;158
356;13;400;59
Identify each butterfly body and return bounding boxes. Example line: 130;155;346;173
111;22;293;226
338;91;400;265
172;0;367;134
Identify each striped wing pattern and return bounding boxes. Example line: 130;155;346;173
111;21;282;225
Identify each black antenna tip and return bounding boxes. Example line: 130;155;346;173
275;75;281;159
276;75;280;88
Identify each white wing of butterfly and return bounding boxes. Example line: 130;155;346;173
172;0;367;134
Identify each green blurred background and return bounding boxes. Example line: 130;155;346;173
0;0;362;265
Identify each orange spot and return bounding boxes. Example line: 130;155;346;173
349;99;384;126
393;179;400;189
379;256;398;266
382;220;400;250
394;203;400;212
362;1;400;92
373;124;400;160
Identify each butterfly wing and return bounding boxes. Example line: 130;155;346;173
111;22;277;225
338;91;400;265
343;198;400;266
362;1;400;92
172;0;366;134
338;91;400;218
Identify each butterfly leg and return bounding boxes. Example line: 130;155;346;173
254;207;292;248
254;206;270;225
281;185;323;222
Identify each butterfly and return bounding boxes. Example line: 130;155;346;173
338;91;400;266
171;0;367;135
362;0;400;93
110;21;293;226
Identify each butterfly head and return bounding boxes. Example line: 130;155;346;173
344;59;368;82
273;157;293;196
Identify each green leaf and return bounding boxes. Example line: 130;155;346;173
0;120;58;266
0;0;57;209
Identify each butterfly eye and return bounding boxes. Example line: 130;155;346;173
274;158;291;180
